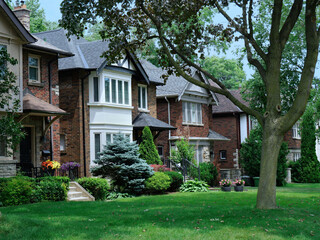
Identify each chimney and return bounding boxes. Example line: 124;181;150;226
13;1;31;31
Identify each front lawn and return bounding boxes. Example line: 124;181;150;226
0;184;319;240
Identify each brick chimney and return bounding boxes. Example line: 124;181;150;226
13;1;31;31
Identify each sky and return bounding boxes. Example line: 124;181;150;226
42;0;62;22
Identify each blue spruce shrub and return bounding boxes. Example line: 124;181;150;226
91;134;154;194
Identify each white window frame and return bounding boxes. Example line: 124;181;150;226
104;76;130;106
138;84;148;110
220;150;227;160
292;123;301;139
292;152;301;162
182;101;202;125
28;55;41;83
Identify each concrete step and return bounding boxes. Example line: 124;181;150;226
67;181;95;202
69;196;91;201
68;191;83;198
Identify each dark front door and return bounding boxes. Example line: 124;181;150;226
20;127;33;176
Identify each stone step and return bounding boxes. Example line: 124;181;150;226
69;196;91;201
67;181;95;202
68;191;83;198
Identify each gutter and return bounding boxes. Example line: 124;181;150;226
48;58;55;161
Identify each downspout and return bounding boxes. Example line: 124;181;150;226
81;72;91;177
48;58;55;161
165;97;171;159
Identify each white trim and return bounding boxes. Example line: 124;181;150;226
87;102;134;109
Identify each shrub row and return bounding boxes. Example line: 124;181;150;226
77;177;109;200
145;171;183;193
0;176;69;207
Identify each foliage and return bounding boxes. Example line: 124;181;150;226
150;164;171;172
84;22;105;41
106;192;134;201
201;56;245;90
293;107;320;183
233;179;245;186
0;48;24;155
36;176;70;188
77;177;109;201
179;180;209;192
0;177;34;206
145;172;171;193
164;171;184;192
36;181;67;201
190;162;218;187
91;134;154;194
170;138;195;164
240;126;289;186
219;179;232;187
139;126;162;165
61;162;81;171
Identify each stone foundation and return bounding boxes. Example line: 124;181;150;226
0;160;18;178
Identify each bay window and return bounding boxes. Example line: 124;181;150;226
104;77;129;105
182;101;202;124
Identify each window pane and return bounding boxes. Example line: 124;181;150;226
142;87;146;109
182;102;186;122
104;77;110;102
106;134;111;143
29;67;38;81
124;82;129;104
112;79;117;103
191;103;196;123
118;80;123;104
94;134;101;159
60;135;66;151
29;57;38;67
138;86;141;108
197;104;202;124
94;77;99;102
187;102;191;123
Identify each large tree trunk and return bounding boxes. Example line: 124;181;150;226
256;122;284;209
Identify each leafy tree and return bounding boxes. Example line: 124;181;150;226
60;0;320;209
84;23;106;42
91;134;154;194
139;126;162;165
202;56;246;89
240;126;289;186
170;138;195;164
294;106;320;182
0;48;25;156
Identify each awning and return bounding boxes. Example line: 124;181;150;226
133;112;176;131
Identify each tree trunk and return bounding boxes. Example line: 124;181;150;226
256;123;284;209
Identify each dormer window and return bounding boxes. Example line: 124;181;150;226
138;85;147;109
28;55;40;83
182;101;202;124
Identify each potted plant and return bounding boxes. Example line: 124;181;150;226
41;160;61;176
219;179;232;192
233;179;245;192
61;162;80;180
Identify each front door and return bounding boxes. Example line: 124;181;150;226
20;127;33;176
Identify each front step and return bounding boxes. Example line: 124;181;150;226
67;181;95;202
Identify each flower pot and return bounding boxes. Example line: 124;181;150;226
221;186;231;192
234;185;244;192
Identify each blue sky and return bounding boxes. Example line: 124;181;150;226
42;0;62;22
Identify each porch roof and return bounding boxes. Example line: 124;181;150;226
132;113;176;131
23;93;67;116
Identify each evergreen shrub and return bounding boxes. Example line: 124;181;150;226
139;126;162;164
165;171;183;192
145;172;171;193
91;134;154;194
77;177;109;200
170;138;195;163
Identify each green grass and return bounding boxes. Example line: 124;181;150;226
0;184;319;240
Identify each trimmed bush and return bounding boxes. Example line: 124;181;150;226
37;181;67;201
0;177;35;206
145;172;171;193
179;180;209;192
139;126;162;164
77;177;109;200
36;176;70;189
165;171;183;192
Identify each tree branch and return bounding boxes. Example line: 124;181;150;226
269;0;283;47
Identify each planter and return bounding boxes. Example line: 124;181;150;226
234;185;244;192
221;186;231;192
253;177;260;187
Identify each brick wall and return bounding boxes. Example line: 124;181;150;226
284;130;301;149
22;49;60;163
212;113;240;169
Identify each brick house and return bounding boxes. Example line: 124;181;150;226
0;1;72;177
34;30;174;177
156;67;229;165
212;90;302;179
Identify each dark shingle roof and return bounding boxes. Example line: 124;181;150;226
133;113;176;130
212;90;249;114
208;129;230;141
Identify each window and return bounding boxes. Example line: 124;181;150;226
60;135;66;151
157;146;163;159
28;55;40;82
138;85;147;109
104;77;129;105
293;152;301;162
106;133;131;143
94;77;99;102
220;150;227;160
0;137;6;157
292;123;301;139
182;102;202;124
94;133;101;160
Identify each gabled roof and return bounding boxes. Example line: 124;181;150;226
133;113;176;130
0;0;35;43
212;90;249;114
